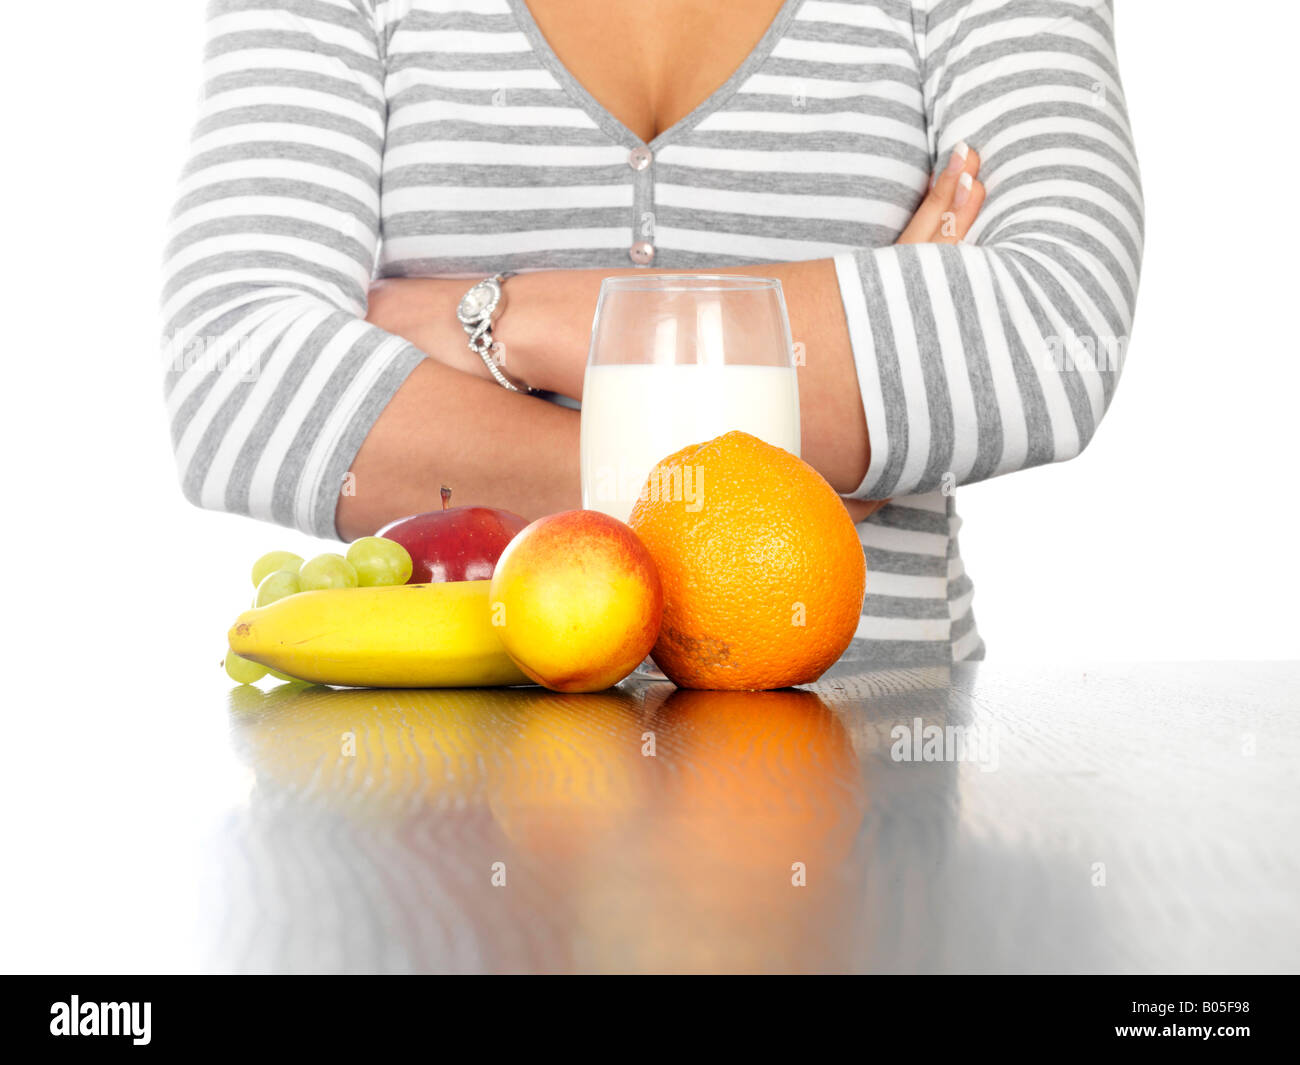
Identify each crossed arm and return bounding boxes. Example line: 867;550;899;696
166;0;1139;542
338;149;986;540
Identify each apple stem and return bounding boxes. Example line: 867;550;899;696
441;485;452;511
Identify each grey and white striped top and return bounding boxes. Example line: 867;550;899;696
162;0;1143;666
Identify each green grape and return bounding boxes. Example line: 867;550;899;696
265;666;299;682
299;552;359;591
255;569;302;607
346;536;414;587
251;550;304;588
225;653;268;685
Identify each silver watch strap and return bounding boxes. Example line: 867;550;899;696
465;272;533;394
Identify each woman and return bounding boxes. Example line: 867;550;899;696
163;0;1142;666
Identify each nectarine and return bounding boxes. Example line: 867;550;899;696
489;511;662;692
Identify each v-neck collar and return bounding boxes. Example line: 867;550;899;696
505;0;805;150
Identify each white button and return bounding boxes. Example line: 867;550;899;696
628;146;653;171
629;242;655;265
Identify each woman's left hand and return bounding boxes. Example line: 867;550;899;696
897;143;986;245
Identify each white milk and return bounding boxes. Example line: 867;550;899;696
580;362;801;523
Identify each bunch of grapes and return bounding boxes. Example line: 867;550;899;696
224;538;414;684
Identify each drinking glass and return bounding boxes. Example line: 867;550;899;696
579;275;801;680
580;275;801;523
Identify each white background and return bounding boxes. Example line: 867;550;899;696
0;0;1296;975
3;0;1297;664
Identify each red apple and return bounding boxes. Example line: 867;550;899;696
377;487;528;583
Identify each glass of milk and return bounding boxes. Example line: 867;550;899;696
580;275;801;524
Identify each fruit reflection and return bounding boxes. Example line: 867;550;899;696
225;681;869;972
576;687;868;973
658;687;866;869
227;683;554;810
485;688;652;861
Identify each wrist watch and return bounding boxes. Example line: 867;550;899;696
457;271;534;394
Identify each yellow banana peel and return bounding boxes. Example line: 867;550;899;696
228;580;530;688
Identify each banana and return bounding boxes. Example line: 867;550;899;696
228;580;531;688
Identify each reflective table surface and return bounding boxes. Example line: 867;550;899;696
8;662;1298;973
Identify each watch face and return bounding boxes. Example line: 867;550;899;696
458;281;498;323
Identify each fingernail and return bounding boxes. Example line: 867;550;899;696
953;171;974;209
945;141;970;175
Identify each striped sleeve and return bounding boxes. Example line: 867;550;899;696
834;0;1143;500
161;0;426;537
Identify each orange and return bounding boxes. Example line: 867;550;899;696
628;431;866;690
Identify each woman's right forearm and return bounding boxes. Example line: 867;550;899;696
336;358;580;541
